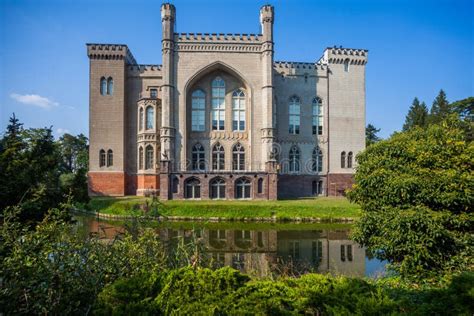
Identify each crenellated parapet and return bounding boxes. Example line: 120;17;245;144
86;44;137;65
274;61;327;76
175;33;263;43
127;64;163;77
321;46;368;65
174;33;263;54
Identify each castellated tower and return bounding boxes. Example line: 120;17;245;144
86;5;368;199
87;44;136;195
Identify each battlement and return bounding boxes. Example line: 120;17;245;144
175;33;263;43
161;3;175;20
86;44;137;65
321;46;368;65
260;5;274;23
127;64;162;76
274;61;327;76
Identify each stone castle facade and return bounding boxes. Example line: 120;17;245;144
87;4;368;200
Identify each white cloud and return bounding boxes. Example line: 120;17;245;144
56;128;70;135
10;93;59;110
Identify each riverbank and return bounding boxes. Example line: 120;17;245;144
83;196;360;222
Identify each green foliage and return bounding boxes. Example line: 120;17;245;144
429;89;451;124
403;97;429;131
95;267;474;315
348;116;474;278
366;123;381;147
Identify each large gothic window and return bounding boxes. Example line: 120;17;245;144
145;145;154;169
139;107;144;131
289;146;300;172
235;178;251;199
211;77;225;131
146;106;154;130
289;96;300;134
232;89;246;131
107;77;113;95
185;178;201;199
232;143;245;171
192;143;205;171
100;77;107;96
212;143;225;171
312;97;323;135
341;151;346;168
312;148;323;172
210;177;226;199
191;89;205;131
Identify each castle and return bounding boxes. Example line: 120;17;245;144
87;4;368;200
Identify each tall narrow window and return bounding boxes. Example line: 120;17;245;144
235;178;251;199
138;146;143;170
257;178;263;194
191;89;205;131
340;245;346;262
347;152;353;168
150;88;157;99
212;143;225;171
211;77;225;131
146;106;154;130
210;177;226;199
100;77;107;96
341;151;346;168
232;143;245;171
344;59;350;72
107;77;113;95
107;149;113;167
289;96;300;134
192;143;205;171
318;180;323;195
139;107;144;131
232;89;245;131
312;97;323;135
185;178;201;199
312;148;323;172
99;149;106;167
145;145;154;169
289;146;300;172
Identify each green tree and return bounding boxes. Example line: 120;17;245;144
429;89;451;124
365;123;381;147
348;116;473;279
450;97;473;122
403;97;429;131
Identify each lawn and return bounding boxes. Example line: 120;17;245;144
85;196;360;220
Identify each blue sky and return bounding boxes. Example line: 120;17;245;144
1;0;472;138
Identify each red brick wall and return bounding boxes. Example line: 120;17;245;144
88;172;125;196
137;174;160;191
327;173;354;196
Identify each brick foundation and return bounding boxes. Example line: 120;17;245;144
136;174;160;196
327;173;354;196
88;172;126;196
277;175;326;199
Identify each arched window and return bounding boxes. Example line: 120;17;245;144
138;146;144;170
107;77;114;95
192;143;205;171
210;177;226;199
211;77;225;131
145;145;154;169
99;149;106;167
139;107;144;131
318;180;323;195
100;77;107;96
232;143;245;171
191;89;205;131
344;59;350;72
341;151;346;168
232;89;245;131
172;176;179;194
347;151;353;168
235;178;251;199
289;146;300;172
146;106;154;130
257;178;263;194
212;143;225;171
185;178;201;199
289;96;300;134
312;97;323;135
312;148;323;172
107;149;113;167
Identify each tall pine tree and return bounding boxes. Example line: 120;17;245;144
403;97;428;131
429;89;450;124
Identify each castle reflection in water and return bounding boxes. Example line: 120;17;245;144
79;216;369;277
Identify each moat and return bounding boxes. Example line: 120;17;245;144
74;214;386;278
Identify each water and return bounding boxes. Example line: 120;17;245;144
73;214;386;278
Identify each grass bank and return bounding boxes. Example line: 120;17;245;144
85;196;360;221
